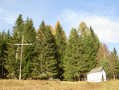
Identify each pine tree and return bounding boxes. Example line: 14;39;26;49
63;28;81;81
88;27;100;70
4;33;19;78
0;32;3;78
115;59;119;79
55;21;66;80
0;31;9;78
79;34;92;77
113;48;119;79
0;32;2;76
109;48;119;79
99;57;111;79
108;52;117;79
33;21;57;79
5;14;24;79
113;48;118;56
21;18;36;79
13;14;24;40
0;30;13;78
77;23;100;79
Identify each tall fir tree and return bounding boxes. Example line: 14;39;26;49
63;28;81;81
21;18;36;79
77;22;100;79
0;31;10;78
13;14;24;40
0;32;3;78
115;59;119;79
4;32;19;78
108;52;116;79
0;30;12;78
107;48;118;79
87;27;100;70
33;21;57;79
55;21;66;80
5;14;24;79
113;48;119;79
99;57;111;79
0;32;7;78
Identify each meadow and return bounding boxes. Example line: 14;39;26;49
0;79;119;90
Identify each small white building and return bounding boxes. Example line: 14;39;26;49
87;67;106;82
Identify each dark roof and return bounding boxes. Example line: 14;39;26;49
88;67;103;74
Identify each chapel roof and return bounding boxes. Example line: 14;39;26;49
88;67;103;74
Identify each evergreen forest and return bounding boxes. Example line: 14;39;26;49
0;14;119;81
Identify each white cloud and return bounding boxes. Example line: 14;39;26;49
85;16;119;43
0;7;17;24
59;10;119;43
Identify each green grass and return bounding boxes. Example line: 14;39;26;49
0;79;119;90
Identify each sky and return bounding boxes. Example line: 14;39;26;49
0;0;119;54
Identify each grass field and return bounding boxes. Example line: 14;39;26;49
0;79;119;90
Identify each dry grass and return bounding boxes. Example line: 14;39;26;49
0;79;119;90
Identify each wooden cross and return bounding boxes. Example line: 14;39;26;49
14;36;32;80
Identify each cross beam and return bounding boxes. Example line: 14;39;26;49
14;36;32;80
14;44;32;46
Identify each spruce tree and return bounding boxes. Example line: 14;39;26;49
113;48;119;79
33;21;57;79
5;14;24;79
0;33;2;77
107;48;118;79
115;59;119;79
99;57;111;79
55;21;66;80
0;31;12;78
0;32;4;78
108;52;117;79
88;27;100;70
63;28;81;81
13;14;24;40
4;33;19;78
77;23;100;79
0;31;8;78
21;18;36;79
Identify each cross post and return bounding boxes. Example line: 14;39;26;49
14;36;32;80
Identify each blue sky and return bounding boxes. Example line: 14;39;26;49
0;0;119;54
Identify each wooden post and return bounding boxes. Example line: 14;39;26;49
14;36;32;80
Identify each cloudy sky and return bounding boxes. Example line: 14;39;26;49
0;0;119;54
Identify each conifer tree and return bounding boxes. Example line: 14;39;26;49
55;21;66;80
88;27;100;70
21;18;36;79
0;32;4;78
5;14;24;79
13;14;24;40
113;48;119;79
77;23;100;78
4;33;19;78
33;21;57;79
63;28;81;81
113;48;118;56
115;59;119;79
0;31;12;78
99;57;111;79
107;48;118;79
0;33;2;77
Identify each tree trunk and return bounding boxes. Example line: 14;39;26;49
113;71;115;80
